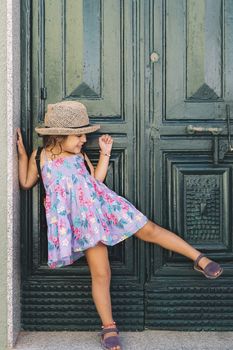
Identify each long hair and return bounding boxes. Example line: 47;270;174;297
40;134;91;174
42;135;68;160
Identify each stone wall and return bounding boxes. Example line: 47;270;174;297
0;0;21;349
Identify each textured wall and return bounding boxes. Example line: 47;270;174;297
0;0;8;346
0;0;21;349
0;1;7;349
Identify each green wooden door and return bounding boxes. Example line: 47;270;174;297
143;0;233;330
21;0;233;331
21;0;147;331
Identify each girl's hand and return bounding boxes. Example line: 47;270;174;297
16;128;27;158
98;134;113;154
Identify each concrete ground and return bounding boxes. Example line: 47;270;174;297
12;330;233;350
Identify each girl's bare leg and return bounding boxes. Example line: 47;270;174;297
84;242;121;350
134;220;219;274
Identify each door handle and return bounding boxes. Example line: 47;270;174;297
186;105;233;163
186;125;222;135
186;125;223;165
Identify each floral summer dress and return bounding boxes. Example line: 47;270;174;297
41;148;149;269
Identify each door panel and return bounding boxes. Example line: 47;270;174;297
165;0;233;120
22;0;147;331
42;0;121;112
144;0;233;330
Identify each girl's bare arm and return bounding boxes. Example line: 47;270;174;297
83;152;109;182
94;134;113;182
17;128;39;190
84;133;113;182
94;153;110;182
18;150;39;190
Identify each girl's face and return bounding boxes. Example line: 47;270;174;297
61;133;87;153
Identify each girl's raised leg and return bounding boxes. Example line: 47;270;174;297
84;241;121;350
134;220;220;275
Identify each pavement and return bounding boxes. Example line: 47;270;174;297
11;330;233;350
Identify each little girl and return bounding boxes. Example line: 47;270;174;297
17;100;223;350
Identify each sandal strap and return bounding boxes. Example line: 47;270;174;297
101;321;116;329
100;327;119;335
194;253;205;268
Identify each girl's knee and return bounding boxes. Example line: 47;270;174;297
134;220;158;241
92;266;111;281
84;242;111;280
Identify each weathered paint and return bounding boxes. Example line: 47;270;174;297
20;0;233;332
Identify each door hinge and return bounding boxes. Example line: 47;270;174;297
41;87;47;100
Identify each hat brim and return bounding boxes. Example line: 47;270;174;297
35;124;100;135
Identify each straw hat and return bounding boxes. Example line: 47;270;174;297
35;100;100;135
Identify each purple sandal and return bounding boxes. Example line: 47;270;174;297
98;326;122;350
194;253;223;279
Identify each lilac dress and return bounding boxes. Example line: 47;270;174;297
41;148;149;269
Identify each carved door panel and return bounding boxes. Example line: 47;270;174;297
144;0;233;330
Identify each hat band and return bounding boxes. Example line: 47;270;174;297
44;123;92;129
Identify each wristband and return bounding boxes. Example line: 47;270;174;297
99;150;111;157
